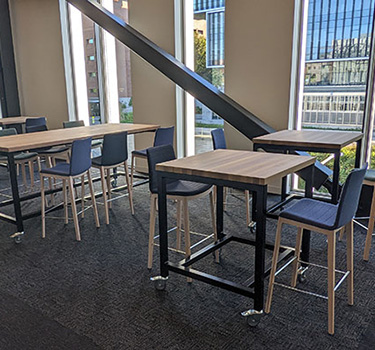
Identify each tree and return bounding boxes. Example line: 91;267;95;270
194;32;211;82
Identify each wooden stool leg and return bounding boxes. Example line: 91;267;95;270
291;227;303;287
87;171;100;228
245;190;250;226
209;190;219;263
29;160;35;188
265;219;284;314
100;167;110;225
176;199;182;250
183;199;192;283
21;163;27;188
130;153;135;189
47;157;54;205
41;175;46;238
339;226;345;241
364;185;375;261
63;179;68;224
106;168;112;209
148;194;157;269
81;175;85;218
346;221;354;305
223;187;228;211
68;177;81;241
124;161;134;215
327;231;336;335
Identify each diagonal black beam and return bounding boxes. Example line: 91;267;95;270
66;0;274;139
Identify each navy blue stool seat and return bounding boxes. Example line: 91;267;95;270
146;144;217;270
40;137;100;241
266;164;367;335
91;131;134;224
280;199;338;230
130;126;174;188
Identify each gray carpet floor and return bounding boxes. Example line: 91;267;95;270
0;167;374;349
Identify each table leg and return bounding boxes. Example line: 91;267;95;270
216;185;224;240
7;153;24;237
332;150;341;204
254;185;267;312
355;139;362;168
158;175;169;278
301;164;314;264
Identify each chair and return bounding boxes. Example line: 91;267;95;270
265;164;367;335
211;128;251;226
40;137;100;241
63;120;102;150
146;144;217;270
92;131;134;224
25;117;47;130
130;126;174;188
362;169;375;261
0;128;38;188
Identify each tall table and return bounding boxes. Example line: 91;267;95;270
0;123;159;241
253;129;363;203
0;116;45;134
154;149;315;324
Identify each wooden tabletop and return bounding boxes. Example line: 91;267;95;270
156;149;315;185
0;116;44;126
252;129;363;149
0;123;159;153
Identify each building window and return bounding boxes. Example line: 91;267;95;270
88;55;95;61
86;38;94;44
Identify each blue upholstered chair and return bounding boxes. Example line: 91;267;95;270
63;120;102;150
266;164;367;335
146;144;217;270
130;126;174;188
0;128;38;188
211;128;251;227
25;117;47;130
40;138;100;241
92;131;134;224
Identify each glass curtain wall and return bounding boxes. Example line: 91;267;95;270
299;0;375;183
193;0;225;154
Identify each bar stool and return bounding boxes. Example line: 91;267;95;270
92;131;134;224
146;144;217;270
0;128;38;188
130;126;174;188
40;137;100;241
211;128;251;226
63;120;102;150
265;165;367;335
363;169;375;261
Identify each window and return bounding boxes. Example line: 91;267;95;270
87;55;95;61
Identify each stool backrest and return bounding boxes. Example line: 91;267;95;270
211;128;226;150
101;131;128;166
0;128;17;137
147;144;175;194
25;124;48;133
25;117;46;129
70;138;92;176
335;163;367;228
63;120;84;128
153;126;174;147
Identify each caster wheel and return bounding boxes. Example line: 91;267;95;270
14;236;22;244
249;223;256;233
298;273;307;283
154;279;166;291
247;313;261;327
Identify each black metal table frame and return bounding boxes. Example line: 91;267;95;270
0;150;147;240
155;164;314;317
253;139;362;204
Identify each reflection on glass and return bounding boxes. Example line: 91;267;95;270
194;0;225;154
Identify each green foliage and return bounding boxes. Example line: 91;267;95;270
195;122;224;129
120;111;133;124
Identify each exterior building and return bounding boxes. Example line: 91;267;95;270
302;0;374;130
